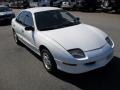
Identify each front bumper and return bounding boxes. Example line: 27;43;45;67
55;44;114;74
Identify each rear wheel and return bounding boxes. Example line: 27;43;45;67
41;49;57;73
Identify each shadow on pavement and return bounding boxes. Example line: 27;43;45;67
71;9;103;13
107;11;120;14
52;56;120;90
0;21;11;26
21;44;120;90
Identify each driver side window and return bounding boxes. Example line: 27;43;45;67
16;11;26;24
24;12;34;27
16;11;34;27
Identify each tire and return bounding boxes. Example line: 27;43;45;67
115;8;120;13
13;31;21;45
101;0;110;9
41;49;57;73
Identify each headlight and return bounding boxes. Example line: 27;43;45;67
68;49;85;58
105;37;113;47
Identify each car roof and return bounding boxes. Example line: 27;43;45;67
25;7;61;14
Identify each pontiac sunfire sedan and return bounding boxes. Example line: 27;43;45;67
11;7;114;74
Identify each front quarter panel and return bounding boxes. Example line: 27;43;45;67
83;24;108;39
35;31;76;64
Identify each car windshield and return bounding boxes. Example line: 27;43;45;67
35;10;80;31
0;7;11;12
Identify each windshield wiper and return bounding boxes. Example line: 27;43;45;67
41;25;59;31
58;20;79;28
57;21;73;27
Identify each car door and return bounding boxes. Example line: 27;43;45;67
13;11;27;42
23;11;39;53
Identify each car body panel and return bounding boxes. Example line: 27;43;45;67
42;24;107;51
56;43;114;74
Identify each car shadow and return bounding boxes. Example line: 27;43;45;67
107;11;120;14
0;21;11;26
19;43;42;60
21;44;120;90
80;10;102;13
52;56;120;90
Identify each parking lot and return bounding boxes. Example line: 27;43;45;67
0;9;120;90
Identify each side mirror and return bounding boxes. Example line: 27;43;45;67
25;26;34;31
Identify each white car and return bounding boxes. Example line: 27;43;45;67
11;7;114;74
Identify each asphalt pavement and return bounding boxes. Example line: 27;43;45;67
0;9;120;90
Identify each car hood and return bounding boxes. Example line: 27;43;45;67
42;24;107;51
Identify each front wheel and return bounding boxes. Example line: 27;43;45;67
41;49;57;73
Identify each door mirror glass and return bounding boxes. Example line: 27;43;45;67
25;26;34;31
